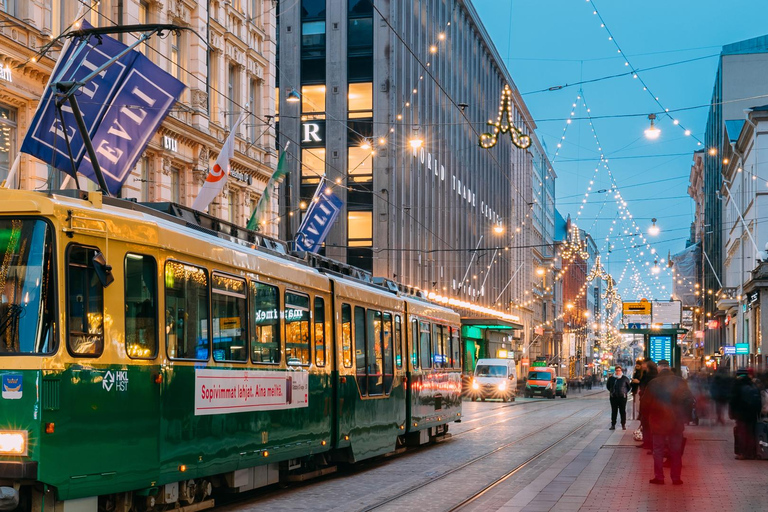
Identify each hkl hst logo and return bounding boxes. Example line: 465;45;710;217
102;370;129;392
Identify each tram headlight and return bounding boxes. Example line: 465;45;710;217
0;431;28;456
471;380;479;390
498;381;507;392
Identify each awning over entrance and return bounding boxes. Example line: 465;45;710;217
460;317;523;331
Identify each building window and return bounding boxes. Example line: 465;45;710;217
249;79;258;142
347;0;372;82
301;148;325;184
228;64;239;129
348;82;372;119
208;49;218;121
347;146;372;180
170;30;180;79
348;211;372;247
301;84;326;119
301;0;325;82
228;191;236;223
171;167;180;203
139;156;150;201
0;105;16;186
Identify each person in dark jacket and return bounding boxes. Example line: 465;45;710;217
644;360;694;485
711;368;732;424
729;367;761;460
607;365;631;430
637;359;658;449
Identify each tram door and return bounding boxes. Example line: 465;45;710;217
43;246;161;497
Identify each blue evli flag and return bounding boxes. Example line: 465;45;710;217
20;22;185;195
295;181;344;253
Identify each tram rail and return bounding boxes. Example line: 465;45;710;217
358;406;602;512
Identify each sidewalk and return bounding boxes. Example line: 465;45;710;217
497;417;768;512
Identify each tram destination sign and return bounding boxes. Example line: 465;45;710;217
195;369;308;416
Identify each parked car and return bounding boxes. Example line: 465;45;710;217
524;367;557;399
555;377;568;398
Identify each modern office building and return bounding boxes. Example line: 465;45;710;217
275;0;556;371
0;0;277;232
702;35;768;356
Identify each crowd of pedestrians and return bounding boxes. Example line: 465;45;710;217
608;358;768;485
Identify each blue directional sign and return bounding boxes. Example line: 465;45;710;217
723;346;737;355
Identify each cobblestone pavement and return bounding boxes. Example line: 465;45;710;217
216;390;768;512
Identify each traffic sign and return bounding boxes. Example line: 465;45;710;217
623;300;651;315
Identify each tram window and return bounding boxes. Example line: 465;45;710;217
211;273;247;362
164;261;210;360
354;306;367;394
0;219;56;355
285;291;310;365
432;324;446;368
341;303;352;367
314;297;325;366
451;327;461;369
250;281;280;364
394;315;402;369
66;245;104;357
419;321;432;369
382;313;394;392
410;319;419;369
124;254;157;359
366;309;383;395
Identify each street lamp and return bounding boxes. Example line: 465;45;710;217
409;137;424;150
648;218;660;236
286;88;300;103
644;114;661;140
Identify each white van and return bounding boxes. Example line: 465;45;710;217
470;358;517;402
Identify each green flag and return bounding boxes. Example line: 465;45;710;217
248;142;290;231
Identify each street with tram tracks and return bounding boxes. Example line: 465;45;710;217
216;389;609;512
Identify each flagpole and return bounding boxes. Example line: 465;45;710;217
3;3;87;189
248;141;291;232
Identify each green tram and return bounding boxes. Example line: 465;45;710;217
0;188;462;512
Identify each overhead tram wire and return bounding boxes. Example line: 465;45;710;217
522;53;719;96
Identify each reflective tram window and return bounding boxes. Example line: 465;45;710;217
0;219;56;355
432;324;446;368
341;303;352;367
451;327;461;369
410;319;419;369
124;254;157;359
419;321;432;369
314;297;325;366
211;273;247;362
165;261;210;360
382;313;394;391
250;281;280;363
366;309;383;395
354;306;367;394
66;245;104;357
394;315;402;369
285;291;310;365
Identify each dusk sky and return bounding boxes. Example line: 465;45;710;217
474;0;768;301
